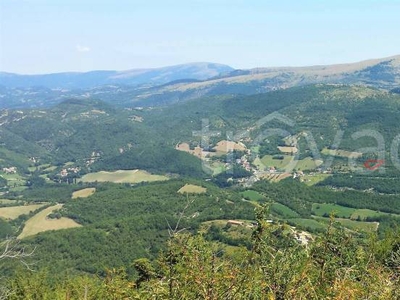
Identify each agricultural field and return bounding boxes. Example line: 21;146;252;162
241;190;264;201
321;148;363;158
277;146;298;154
312;203;399;221
80;170;169;184
350;209;397;220
335;218;378;232
1;172;26;187
178;184;207;194
0;199;18;205
260;155;294;170
302;174;331;186
208;161;226;176
295;157;323;171
312;203;356;218
271;203;300;218
258;155;322;171
259;173;292;182
0;203;46;220
213;140;246;153
18;204;81;239
286;218;327;231
72;188;96;199
315;216;378;232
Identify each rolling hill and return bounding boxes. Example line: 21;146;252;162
1;55;400;109
0;62;233;89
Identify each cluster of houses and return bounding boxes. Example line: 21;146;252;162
2;166;17;174
59;167;80;177
235;155;251;171
85;152;101;166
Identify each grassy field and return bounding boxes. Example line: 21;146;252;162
42;166;57;172
209;161;226;176
1;173;26;187
277;146;298;154
80;170;169;184
295;157;323;171
312;203;356;218
312;203;398;221
315;216;378;232
242;190;264;201
0;203;46;220
286;218;327;231
302;174;331;186
178;184;207;194
260;155;293;169
321;148;363;158
18;204;81;239
271;203;300;218
258;173;292;182
259;155;322;171
0;199;19;205
213;140;246;153
335;218;378;232
350;209;397;220
72;188;96;199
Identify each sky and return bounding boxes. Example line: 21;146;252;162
0;0;399;74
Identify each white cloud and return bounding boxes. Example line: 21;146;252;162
76;44;91;53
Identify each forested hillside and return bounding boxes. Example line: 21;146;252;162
1;83;400;299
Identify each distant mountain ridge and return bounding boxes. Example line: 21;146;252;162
1;55;400;108
0;62;234;89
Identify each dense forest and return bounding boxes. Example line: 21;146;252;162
2;84;400;299
1;205;399;299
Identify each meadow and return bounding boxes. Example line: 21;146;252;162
178;184;207;194
80;170;169;184
72;188;96;199
0;203;46;220
18;204;81;239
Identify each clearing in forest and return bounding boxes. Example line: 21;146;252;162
72;188;96;199
178;184;207;194
18;204;81;239
0;203;46;220
80;170;169;184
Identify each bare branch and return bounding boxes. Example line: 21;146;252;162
0;238;36;271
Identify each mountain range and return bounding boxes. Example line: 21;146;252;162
1;55;400;108
0;62;233;89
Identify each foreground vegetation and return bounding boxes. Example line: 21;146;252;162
1;206;399;299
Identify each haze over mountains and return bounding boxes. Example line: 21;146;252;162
1;55;400;109
0;62;233;89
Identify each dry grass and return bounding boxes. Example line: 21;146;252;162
72;188;96;199
278;146;298;154
178;184;207;194
176;143;217;159
80;169;169;184
321;148;363;158
0;199;18;205
0;203;46;220
213;140;246;153
18;204;81;239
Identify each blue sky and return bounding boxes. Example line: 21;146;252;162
0;0;399;74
